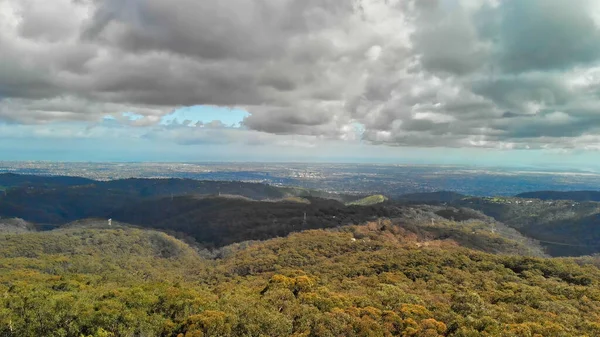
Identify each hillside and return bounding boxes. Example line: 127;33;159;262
346;194;388;206
0;225;200;262
0;173;94;188
2;171;598;256
397;191;466;203
109;195;399;247
517;190;600;202
0;170;547;257
0;217;35;233
108;194;546;256
0;174;352;224
447;197;600;256
1;222;599;336
0;172;578;256
392;192;600;256
397;211;546;257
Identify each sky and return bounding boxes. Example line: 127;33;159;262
3;0;600;168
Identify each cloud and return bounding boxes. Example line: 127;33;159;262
3;0;600;151
496;0;600;73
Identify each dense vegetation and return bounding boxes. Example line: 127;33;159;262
104;195;543;256
4;173;600;336
389;191;600;256
110;196;398;248
0;174;352;224
397;191;466;203
0;173;545;256
1;221;599;336
517;190;600;202
0;173;94;187
5;173;600;256
448;197;600;256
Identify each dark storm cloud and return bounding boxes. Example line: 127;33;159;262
3;0;600;149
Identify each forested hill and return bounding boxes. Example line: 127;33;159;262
0;174;353;224
108;195;544;256
448;197;600;256
5;172;600;257
397;191;466;203
0;222;599;336
516;190;600;202
0;172;94;188
110;195;397;247
392;191;600;256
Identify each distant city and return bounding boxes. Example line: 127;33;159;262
2;161;600;197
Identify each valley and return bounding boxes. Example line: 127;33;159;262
2;172;600;336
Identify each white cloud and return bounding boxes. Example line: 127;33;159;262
2;0;600;151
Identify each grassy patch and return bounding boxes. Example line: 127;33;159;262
346;194;388;206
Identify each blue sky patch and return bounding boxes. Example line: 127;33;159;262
160;105;250;126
